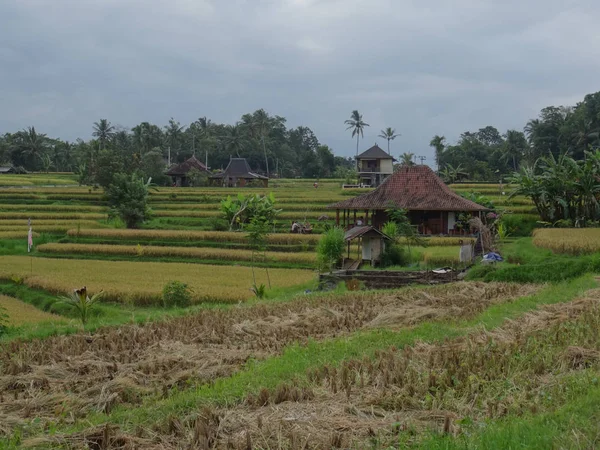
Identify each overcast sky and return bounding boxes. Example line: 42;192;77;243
2;0;600;162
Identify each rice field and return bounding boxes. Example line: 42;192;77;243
0;256;314;305
0;294;65;326
37;242;317;264
533;228;600;255
66;228;321;244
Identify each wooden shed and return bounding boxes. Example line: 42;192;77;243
344;226;392;268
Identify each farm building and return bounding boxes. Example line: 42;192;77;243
329;165;487;235
344;225;392;268
165;155;208;187
356;144;395;187
209;158;268;187
0;166;16;174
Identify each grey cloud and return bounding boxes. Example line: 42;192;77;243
1;0;600;162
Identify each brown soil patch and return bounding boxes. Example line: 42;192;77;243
1;282;536;436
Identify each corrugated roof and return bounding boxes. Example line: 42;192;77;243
209;158;268;180
344;226;392;241
165;155;207;176
328;165;487;211
356;144;394;160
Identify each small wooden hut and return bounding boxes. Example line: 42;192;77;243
344;226;391;267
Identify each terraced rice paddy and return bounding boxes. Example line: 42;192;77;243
0;295;64;326
533;228;600;255
0;256;314;305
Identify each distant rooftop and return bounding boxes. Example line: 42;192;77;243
356;144;395;160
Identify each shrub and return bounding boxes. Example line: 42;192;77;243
316;227;345;272
251;283;266;299
58;287;104;327
501;214;538;236
105;173;152;229
209;217;229;231
162;280;192;308
380;244;408;267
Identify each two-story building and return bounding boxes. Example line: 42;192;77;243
356;144;395;187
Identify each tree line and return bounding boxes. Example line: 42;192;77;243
0;109;354;185
430;91;600;182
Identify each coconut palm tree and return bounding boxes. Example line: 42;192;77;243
92;119;115;150
222;124;248;158
378;127;400;154
429;135;446;170
345;110;369;156
251;109;273;177
399;152;415;166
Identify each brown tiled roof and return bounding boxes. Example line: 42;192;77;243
209;158;268;180
328;165;487;211
165;155;207;176
356;144;394;160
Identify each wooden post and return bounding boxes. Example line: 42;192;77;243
440;211;444;235
336;209;340;226
353;209;357;227
365;210;369;226
347;240;350;259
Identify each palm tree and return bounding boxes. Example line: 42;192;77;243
345;110;369;156
15;127;50;170
222;124;248;157
92;119;115;150
429;135;446;170
378;127;401;154
251;109;273;177
502;130;528;171
399;152;415;166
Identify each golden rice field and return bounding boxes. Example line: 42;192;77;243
0;294;65;326
37;243;316;264
0;231;39;239
0;212;106;220
0;256;314;305
533;228;600;255
66;228;321;244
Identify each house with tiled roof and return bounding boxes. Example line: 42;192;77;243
329;165;487;235
356;144;395;187
165;155;208;187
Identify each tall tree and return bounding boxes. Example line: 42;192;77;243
163;118;184;165
502;130;528;171
222;124;248;158
92;119;115;150
345;110;369;156
429;135;446;170
11;126;50;170
251;109;273;177
378;127;400;154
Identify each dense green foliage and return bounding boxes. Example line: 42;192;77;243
161;280;192;308
220;192;280;231
433;90;600;181
105;173;152;228
0;111;353;182
316;226;345;272
511;151;600;225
